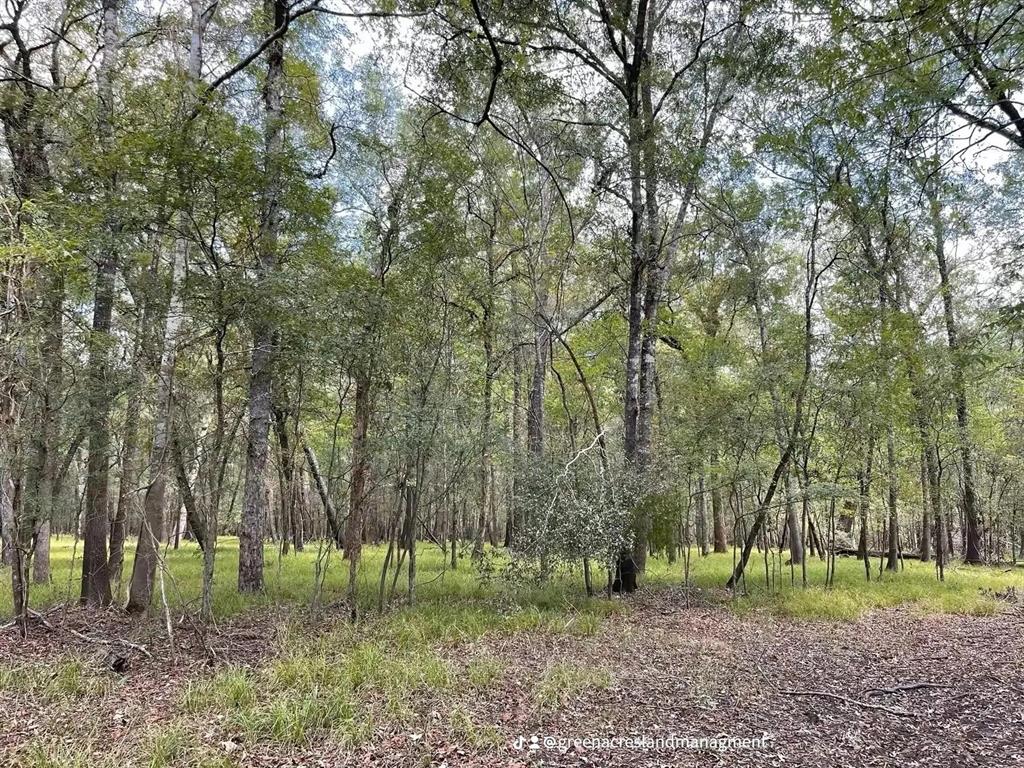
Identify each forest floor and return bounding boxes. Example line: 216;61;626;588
1;541;1022;767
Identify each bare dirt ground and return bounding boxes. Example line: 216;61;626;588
2;589;1022;767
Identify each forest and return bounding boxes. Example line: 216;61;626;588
0;0;1022;765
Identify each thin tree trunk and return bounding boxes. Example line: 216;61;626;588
711;450;727;553
885;425;899;571
695;473;709;556
80;0;122;608
346;373;371;620
125;224;186;615
474;290;494;558
927;185;981;563
239;0;286;592
302;441;343;548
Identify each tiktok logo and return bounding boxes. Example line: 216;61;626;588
512;735;540;750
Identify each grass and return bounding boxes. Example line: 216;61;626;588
1;537;1021;763
2;536;1021;624
657;547;1023;620
0;658;113;702
535;662;613;711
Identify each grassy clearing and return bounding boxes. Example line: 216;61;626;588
2;537;1021;623
652;548;1023;620
1;539;1021;764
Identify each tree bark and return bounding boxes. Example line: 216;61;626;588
927;185;981;563
80;0;122;608
239;0;286;592
346;373;371;620
857;437;875;581
302;441;343;548
474;281;495;558
885;425;899;571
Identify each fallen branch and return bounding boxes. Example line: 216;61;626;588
64;628;153;659
779;688;914;716
1;608;55;632
863;682;950;697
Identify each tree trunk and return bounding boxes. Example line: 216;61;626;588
526;320;547;458
857;436;875;581
239;0;286;592
273;405;295;556
125;232;186;614
695;474;709;556
346;373;371;620
919;446;932;563
0;474;24;620
109;366;143;597
80;0;122;608
885;425;899;571
303;441;343;548
711;451;727;553
32;519;50;584
783;470;804;565
927;184;981;563
474;293;494;558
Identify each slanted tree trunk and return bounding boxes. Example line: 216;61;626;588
126;0;215;614
752;270;804;568
727;199;820;588
303;442;343;548
109;345;144;597
125;324;176;614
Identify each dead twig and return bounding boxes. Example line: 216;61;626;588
1;608;54;632
863;682;950;697
779;688;914;717
64;628;153;659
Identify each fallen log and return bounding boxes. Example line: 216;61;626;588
830;547;925;561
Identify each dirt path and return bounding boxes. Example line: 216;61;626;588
2;591;1022;766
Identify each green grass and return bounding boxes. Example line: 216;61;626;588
658;547;1024;620
2;536;1021;624
0;658;113;702
535;662;613;711
2;537;1021;762
465;657;506;688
